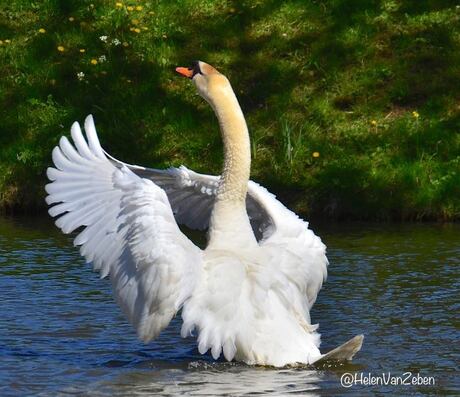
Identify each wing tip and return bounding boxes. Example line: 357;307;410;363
45;194;55;205
84;114;94;126
70;121;81;133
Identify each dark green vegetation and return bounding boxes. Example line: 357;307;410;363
1;0;459;220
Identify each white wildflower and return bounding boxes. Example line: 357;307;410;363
98;55;107;63
112;38;121;46
77;72;85;81
99;35;108;43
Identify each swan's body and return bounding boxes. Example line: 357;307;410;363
46;61;361;366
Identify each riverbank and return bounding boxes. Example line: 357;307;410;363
1;1;459;220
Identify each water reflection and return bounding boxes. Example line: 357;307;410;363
0;216;459;395
89;363;325;396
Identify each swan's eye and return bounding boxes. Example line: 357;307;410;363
191;61;203;77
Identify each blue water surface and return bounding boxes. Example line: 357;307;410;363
0;216;458;396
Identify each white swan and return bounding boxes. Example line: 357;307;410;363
46;61;362;367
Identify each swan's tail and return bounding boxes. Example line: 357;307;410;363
312;334;364;364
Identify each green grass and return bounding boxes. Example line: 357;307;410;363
1;0;459;220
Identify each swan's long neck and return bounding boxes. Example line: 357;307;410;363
212;88;250;203
206;84;255;246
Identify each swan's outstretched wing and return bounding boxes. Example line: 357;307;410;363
106;159;327;308
247;181;328;309
45;115;202;342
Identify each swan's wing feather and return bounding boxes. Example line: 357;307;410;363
247;181;328;309
46;115;202;342
104;151;218;231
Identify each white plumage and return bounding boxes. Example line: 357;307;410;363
45;61;350;367
47;118;202;342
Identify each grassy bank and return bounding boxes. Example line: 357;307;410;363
1;0;459;220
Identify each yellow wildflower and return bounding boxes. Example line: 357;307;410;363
133;28;141;33
115;2;123;7
57;45;65;52
38;28;46;34
312;152;320;158
90;59;98;65
127;6;134;11
136;5;143;10
68;17;75;22
79;48;86;53
370;120;377;126
132;19;139;25
412;111;419;119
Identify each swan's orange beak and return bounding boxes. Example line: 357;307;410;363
175;67;194;79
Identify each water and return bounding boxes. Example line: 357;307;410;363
0;216;458;396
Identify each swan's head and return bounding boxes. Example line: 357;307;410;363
175;61;231;105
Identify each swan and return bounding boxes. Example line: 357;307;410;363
46;61;362;367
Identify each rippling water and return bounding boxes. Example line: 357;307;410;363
0;216;458;396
